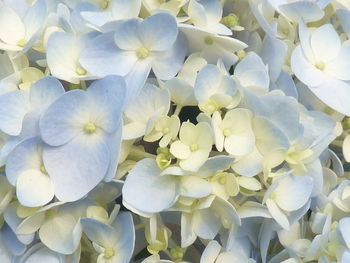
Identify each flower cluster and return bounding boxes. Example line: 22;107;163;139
0;0;350;262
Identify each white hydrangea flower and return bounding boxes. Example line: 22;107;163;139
170;121;213;172
291;21;350;116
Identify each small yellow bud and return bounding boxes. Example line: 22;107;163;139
236;50;246;60
223;128;231;137
221;13;239;28
170;246;184;261
136;47;150;59
40;165;48;175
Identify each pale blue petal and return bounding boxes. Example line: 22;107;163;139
103;123;122;182
114;18;142;50
80;218;118;248
43;133;110;202
23;0;47;40
5;137;42;186
80;32;136;77
29;76;65;108
138;13;178;51
40;90;88;146
0;90;29;136
86;75;126;133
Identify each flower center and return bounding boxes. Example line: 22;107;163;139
104;248;115;259
315;61;325;71
136;47;150;59
84;122;97;134
163;127;169;134
204;36;214;45
223;128;231;137
76;66;87;76
17;38;27;47
221;13;239;28
190;143;198;152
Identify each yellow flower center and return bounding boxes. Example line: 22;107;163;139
17;38;27;47
237;50;246;60
136;47;150;59
104;248;115;259
223;128;231;137
100;0;109;9
84;122;97;134
163;127;169;134
315;61;325;71
204;36;214;45
221;13;239;28
76;66;87;76
190;143;198;152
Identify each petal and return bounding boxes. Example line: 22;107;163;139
273;174;313;212
111;212;135;263
325;45;350;81
337;9;350;37
103;124;122;182
40;89;87;146
180;149;210;172
0;90;29;136
193;209;221;239
114;18;142;50
197;155;233;178
16;170;54;207
23;246;61;263
0;6;25;45
43;134;110;202
87;76;126;133
122;158;178;213
200;240;221;263
23;0;47;40
5;137;42;186
151;32;187;80
170;140;191;159
194;64;222;103
231;147;263;177
308;78;350;116
291;46;325;86
278;2;324;22
181;213;196;248
138;13;178;51
29;76;65;108
339;218;350;249
39;214;82;254
310;24;341;62
266;199;290;230
80;218;117;248
225;131;255;156
179;176;211;198
80;32;137;77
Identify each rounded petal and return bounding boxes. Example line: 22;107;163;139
5;137;42;186
310;24;340;62
0;6;25;45
40;89;87;146
273;174;313;212
179;176;211;198
122;159;178;213
138;13;178;51
43;134;109;202
114;18;142;50
200;240;221;263
39;214;82;254
291;46;325;87
170;140;191;159
0;90;29;136
16;170;54;207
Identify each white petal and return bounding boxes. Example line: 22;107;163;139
310;24;341;62
179;176;211;198
170;141;191;159
266;199;290;230
0;6;25;45
16;170;54;207
273;174;313;212
200;240;221;263
39;214;82;254
23;0;47;40
291;46;326;87
325;45;350;81
279;2;324;22
193;209;221;239
122;159;178;213
43;134;110;202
